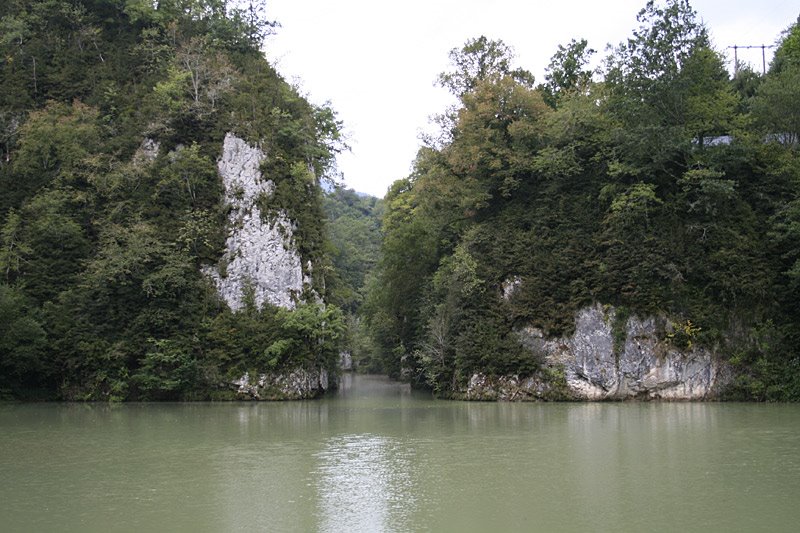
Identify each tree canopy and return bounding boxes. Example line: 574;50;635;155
365;1;800;400
0;0;345;400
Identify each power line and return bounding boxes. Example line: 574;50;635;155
727;44;777;75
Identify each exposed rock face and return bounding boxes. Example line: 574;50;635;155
233;368;330;400
133;138;159;166
460;372;564;401
339;351;353;371
501;276;522;301
463;304;731;401
205;135;331;400
205;133;306;310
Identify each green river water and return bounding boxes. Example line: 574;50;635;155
1;374;800;532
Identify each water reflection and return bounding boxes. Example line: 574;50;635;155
315;434;415;533
3;380;800;532
336;373;413;400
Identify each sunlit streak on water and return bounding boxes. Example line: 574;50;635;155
314;434;415;533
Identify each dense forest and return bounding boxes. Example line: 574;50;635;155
2;0;799;402
365;1;800;400
323;186;384;371
0;0;347;400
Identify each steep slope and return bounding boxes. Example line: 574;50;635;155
0;1;345;400
205;133;307;311
367;3;800;400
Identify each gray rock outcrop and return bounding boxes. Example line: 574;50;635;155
233;368;330;400
133;138;160;166
339;351;353;371
463;304;731;401
204;133;306;310
461;372;564;401
202;134;332;400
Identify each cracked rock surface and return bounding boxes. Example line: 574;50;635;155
204;133;305;311
463;304;730;401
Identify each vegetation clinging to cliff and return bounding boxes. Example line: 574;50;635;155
0;0;345;400
366;1;800;399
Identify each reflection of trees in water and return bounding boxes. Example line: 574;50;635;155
335;374;413;399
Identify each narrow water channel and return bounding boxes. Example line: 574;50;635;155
2;374;800;532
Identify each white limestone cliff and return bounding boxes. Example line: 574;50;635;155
204;133;306;310
462;304;731;401
233;369;330;400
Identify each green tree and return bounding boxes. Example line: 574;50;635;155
0;209;31;283
0;284;48;396
751;66;800;145
15;189;91;304
770;15;800;74
605;0;717;171
132;338;200;400
437;36;535;98
154;142;219;208
8;100;102;205
539;38;596;108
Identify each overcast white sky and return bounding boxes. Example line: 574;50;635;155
263;0;799;197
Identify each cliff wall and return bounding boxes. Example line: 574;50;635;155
205;133;307;311
460;304;731;401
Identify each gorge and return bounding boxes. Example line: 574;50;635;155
1;0;799;402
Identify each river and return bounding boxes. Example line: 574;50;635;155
1;374;800;532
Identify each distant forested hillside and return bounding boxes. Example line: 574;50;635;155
366;1;800;400
323;186;384;371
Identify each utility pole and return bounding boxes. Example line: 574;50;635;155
728;44;777;75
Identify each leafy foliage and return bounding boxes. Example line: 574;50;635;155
366;1;800;400
0;0;344;400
